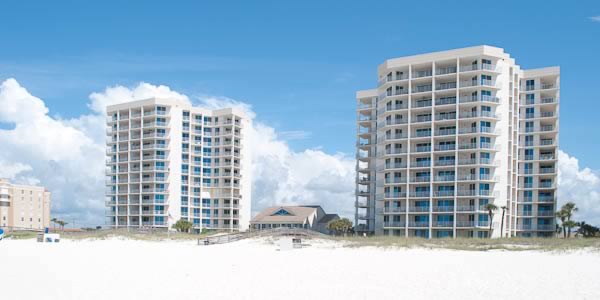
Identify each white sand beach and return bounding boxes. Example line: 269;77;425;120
1;238;600;300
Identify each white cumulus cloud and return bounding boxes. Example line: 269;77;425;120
3;78;596;227
557;150;600;225
0;79;356;227
194;95;356;217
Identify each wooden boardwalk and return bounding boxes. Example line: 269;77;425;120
198;228;323;245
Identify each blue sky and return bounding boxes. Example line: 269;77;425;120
1;0;599;169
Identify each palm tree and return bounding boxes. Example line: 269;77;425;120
484;203;498;238
563;202;578;238
500;206;507;238
556;209;567;238
563;220;577;237
558;202;578;238
327;218;353;236
55;220;68;231
51;218;58;231
173;219;193;233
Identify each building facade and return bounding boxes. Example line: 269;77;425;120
105;98;251;232
355;46;559;238
250;205;339;234
0;179;52;230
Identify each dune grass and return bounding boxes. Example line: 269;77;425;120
326;236;600;252
4;228;218;242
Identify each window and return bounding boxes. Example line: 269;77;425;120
526;79;535;91
272;209;292;216
525;94;535;105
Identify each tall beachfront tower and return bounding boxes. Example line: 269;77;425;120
355;46;559;238
105;98;252;232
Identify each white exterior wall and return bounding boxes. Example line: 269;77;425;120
356;45;559;238
0;179;51;230
106;98;251;232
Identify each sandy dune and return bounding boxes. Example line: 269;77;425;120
1;238;599;300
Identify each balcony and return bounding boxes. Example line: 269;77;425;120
410;176;431;183
435;97;457;106
384;191;407;198
383;221;405;228
414;146;431;153
413;131;431;138
436;82;457;91
357;103;373;110
412;115;432;123
433;206;454;212
383;206;406;213
459;64;496;72
385;149;407;155
460;79;495;88
378;74;409;86
435;113;456;121
412;85;432;94
456;221;475;227
459;95;500;104
381;133;408;142
433;190;454;197
413;99;432;108
382;119;409;126
433;221;453;228
384;163;407;170
379;103;409;113
413;70;433;78
434;160;455;167
408;221;429;227
434;144;456;152
385;177;407;184
456;205;475;212
412;161;431;168
459;111;498;119
435;128;456;136
436;66;457;76
409;191;430;198
434;175;455;182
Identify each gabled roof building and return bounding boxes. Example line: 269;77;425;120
250;205;339;234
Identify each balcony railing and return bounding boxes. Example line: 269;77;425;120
383;221;405;228
384;192;407;198
412;161;431;168
435;97;457;106
413;70;432;78
459;95;500;104
433;221;454;227
408;221;429;227
385;177;407;184
384;163;408;169
436;66;457;75
383;207;406;213
436;82;457;91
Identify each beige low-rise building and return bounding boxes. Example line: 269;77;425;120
0;179;51;230
250;205;339;234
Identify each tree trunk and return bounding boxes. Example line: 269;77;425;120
488;212;493;238
500;210;506;238
563;225;566;238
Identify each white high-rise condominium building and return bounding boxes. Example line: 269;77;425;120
355;45;559;238
106;98;251;232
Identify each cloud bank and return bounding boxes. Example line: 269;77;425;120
1;78;599;226
0;79;355;226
